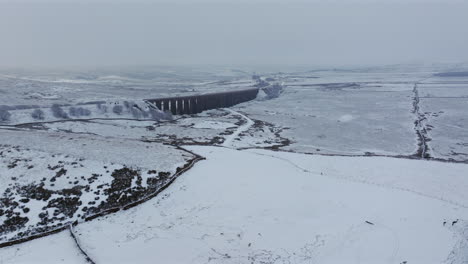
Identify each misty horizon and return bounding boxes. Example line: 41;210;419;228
1;0;467;68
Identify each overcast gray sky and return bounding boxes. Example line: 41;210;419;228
0;0;467;67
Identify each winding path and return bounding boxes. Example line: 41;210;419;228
221;109;254;148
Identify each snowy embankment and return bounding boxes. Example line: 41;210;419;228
9;146;463;264
0;100;172;126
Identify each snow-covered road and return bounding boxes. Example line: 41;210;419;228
5;146;462;264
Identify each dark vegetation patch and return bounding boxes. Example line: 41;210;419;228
318;82;360;91
140;110;246;146
51;104;69;119
237;119;291;150
112;105;124;115
31;109;45;120
68;107;91;117
0;216;29;234
411;84;432;159
143;133;226;146
0;145;188;245
1;165;176;243
0;109;11;122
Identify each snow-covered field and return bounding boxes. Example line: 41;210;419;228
1;64;468;263
0;66;256;107
3;146;468;263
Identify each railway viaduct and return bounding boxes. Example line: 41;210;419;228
146;88;259;115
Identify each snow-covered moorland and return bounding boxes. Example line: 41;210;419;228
1;64;468;263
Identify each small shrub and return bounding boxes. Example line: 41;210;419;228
0;109;11;122
70;107;91;117
51;104;69;119
31;109;45;120
75;107;91;116
112;105;123;115
78;107;91;116
69;107;78;117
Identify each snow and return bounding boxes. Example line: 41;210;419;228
248;149;468;209
0;129;188;170
69;146;468;264
338;114;355;122
27;92;62;100
416;75;468;161
234;82;418;156
0;231;86;264
221;109;254;147
0;125;193;243
2;64;468;263
1;100;172;126
0;67;255;107
192;120;235;130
